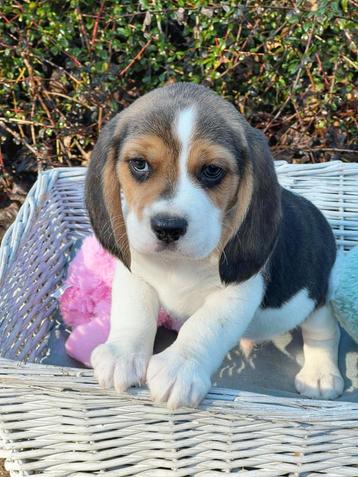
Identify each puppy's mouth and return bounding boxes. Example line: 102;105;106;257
154;241;197;259
155;242;178;252
155;241;178;253
152;240;208;261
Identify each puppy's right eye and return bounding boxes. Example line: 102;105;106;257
128;158;151;182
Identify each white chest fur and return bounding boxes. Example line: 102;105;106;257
131;250;222;325
130;251;315;341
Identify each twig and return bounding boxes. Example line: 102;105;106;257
76;7;91;52
0;148;4;170
0;121;43;160
301;147;358;154
30;102;36;147
0;117;53;128
38;57;81;85
63;51;83;67
42;91;68;123
342;54;357;68
0;147;13;189
46;91;92;110
98;106;103;134
273;146;357;154
73;139;90;162
91;1;106;49
37;95;56;128
119;37;153;77
329;52;341;96
315;53;330;89
56;138;72;166
344;30;357;55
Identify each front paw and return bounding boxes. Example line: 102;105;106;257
91;342;149;393
295;365;344;400
146;347;211;409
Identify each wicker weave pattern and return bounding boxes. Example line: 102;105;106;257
0;169;91;362
0;359;357;476
0;163;357;476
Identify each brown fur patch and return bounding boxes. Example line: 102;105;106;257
188;138;253;253
188;140;239;210
102;157;130;267
117;134;179;219
221;160;254;248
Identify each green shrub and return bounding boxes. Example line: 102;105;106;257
0;0;356;172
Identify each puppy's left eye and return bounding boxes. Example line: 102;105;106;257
128;158;151;181
198;164;226;187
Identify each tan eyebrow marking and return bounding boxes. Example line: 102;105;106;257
117;134;180;219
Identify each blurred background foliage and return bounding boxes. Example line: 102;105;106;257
0;0;357;238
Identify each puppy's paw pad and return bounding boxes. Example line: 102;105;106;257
91;343;148;392
147;348;211;409
295;367;344;400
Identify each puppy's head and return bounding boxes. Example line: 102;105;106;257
86;83;281;283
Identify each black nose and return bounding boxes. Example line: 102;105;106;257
151;215;188;243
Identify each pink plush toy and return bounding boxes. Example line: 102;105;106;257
59;235;173;366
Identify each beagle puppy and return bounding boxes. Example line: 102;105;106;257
86;83;344;408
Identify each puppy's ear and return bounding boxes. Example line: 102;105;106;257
85;114;130;268
219;126;281;283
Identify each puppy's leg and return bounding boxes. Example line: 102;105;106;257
147;274;264;409
92;260;159;392
295;304;344;399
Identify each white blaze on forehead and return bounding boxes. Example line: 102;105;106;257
174;106;197;173
167;105;221;258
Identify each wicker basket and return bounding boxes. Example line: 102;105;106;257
0;162;357;476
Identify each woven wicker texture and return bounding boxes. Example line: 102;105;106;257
0;162;357;476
